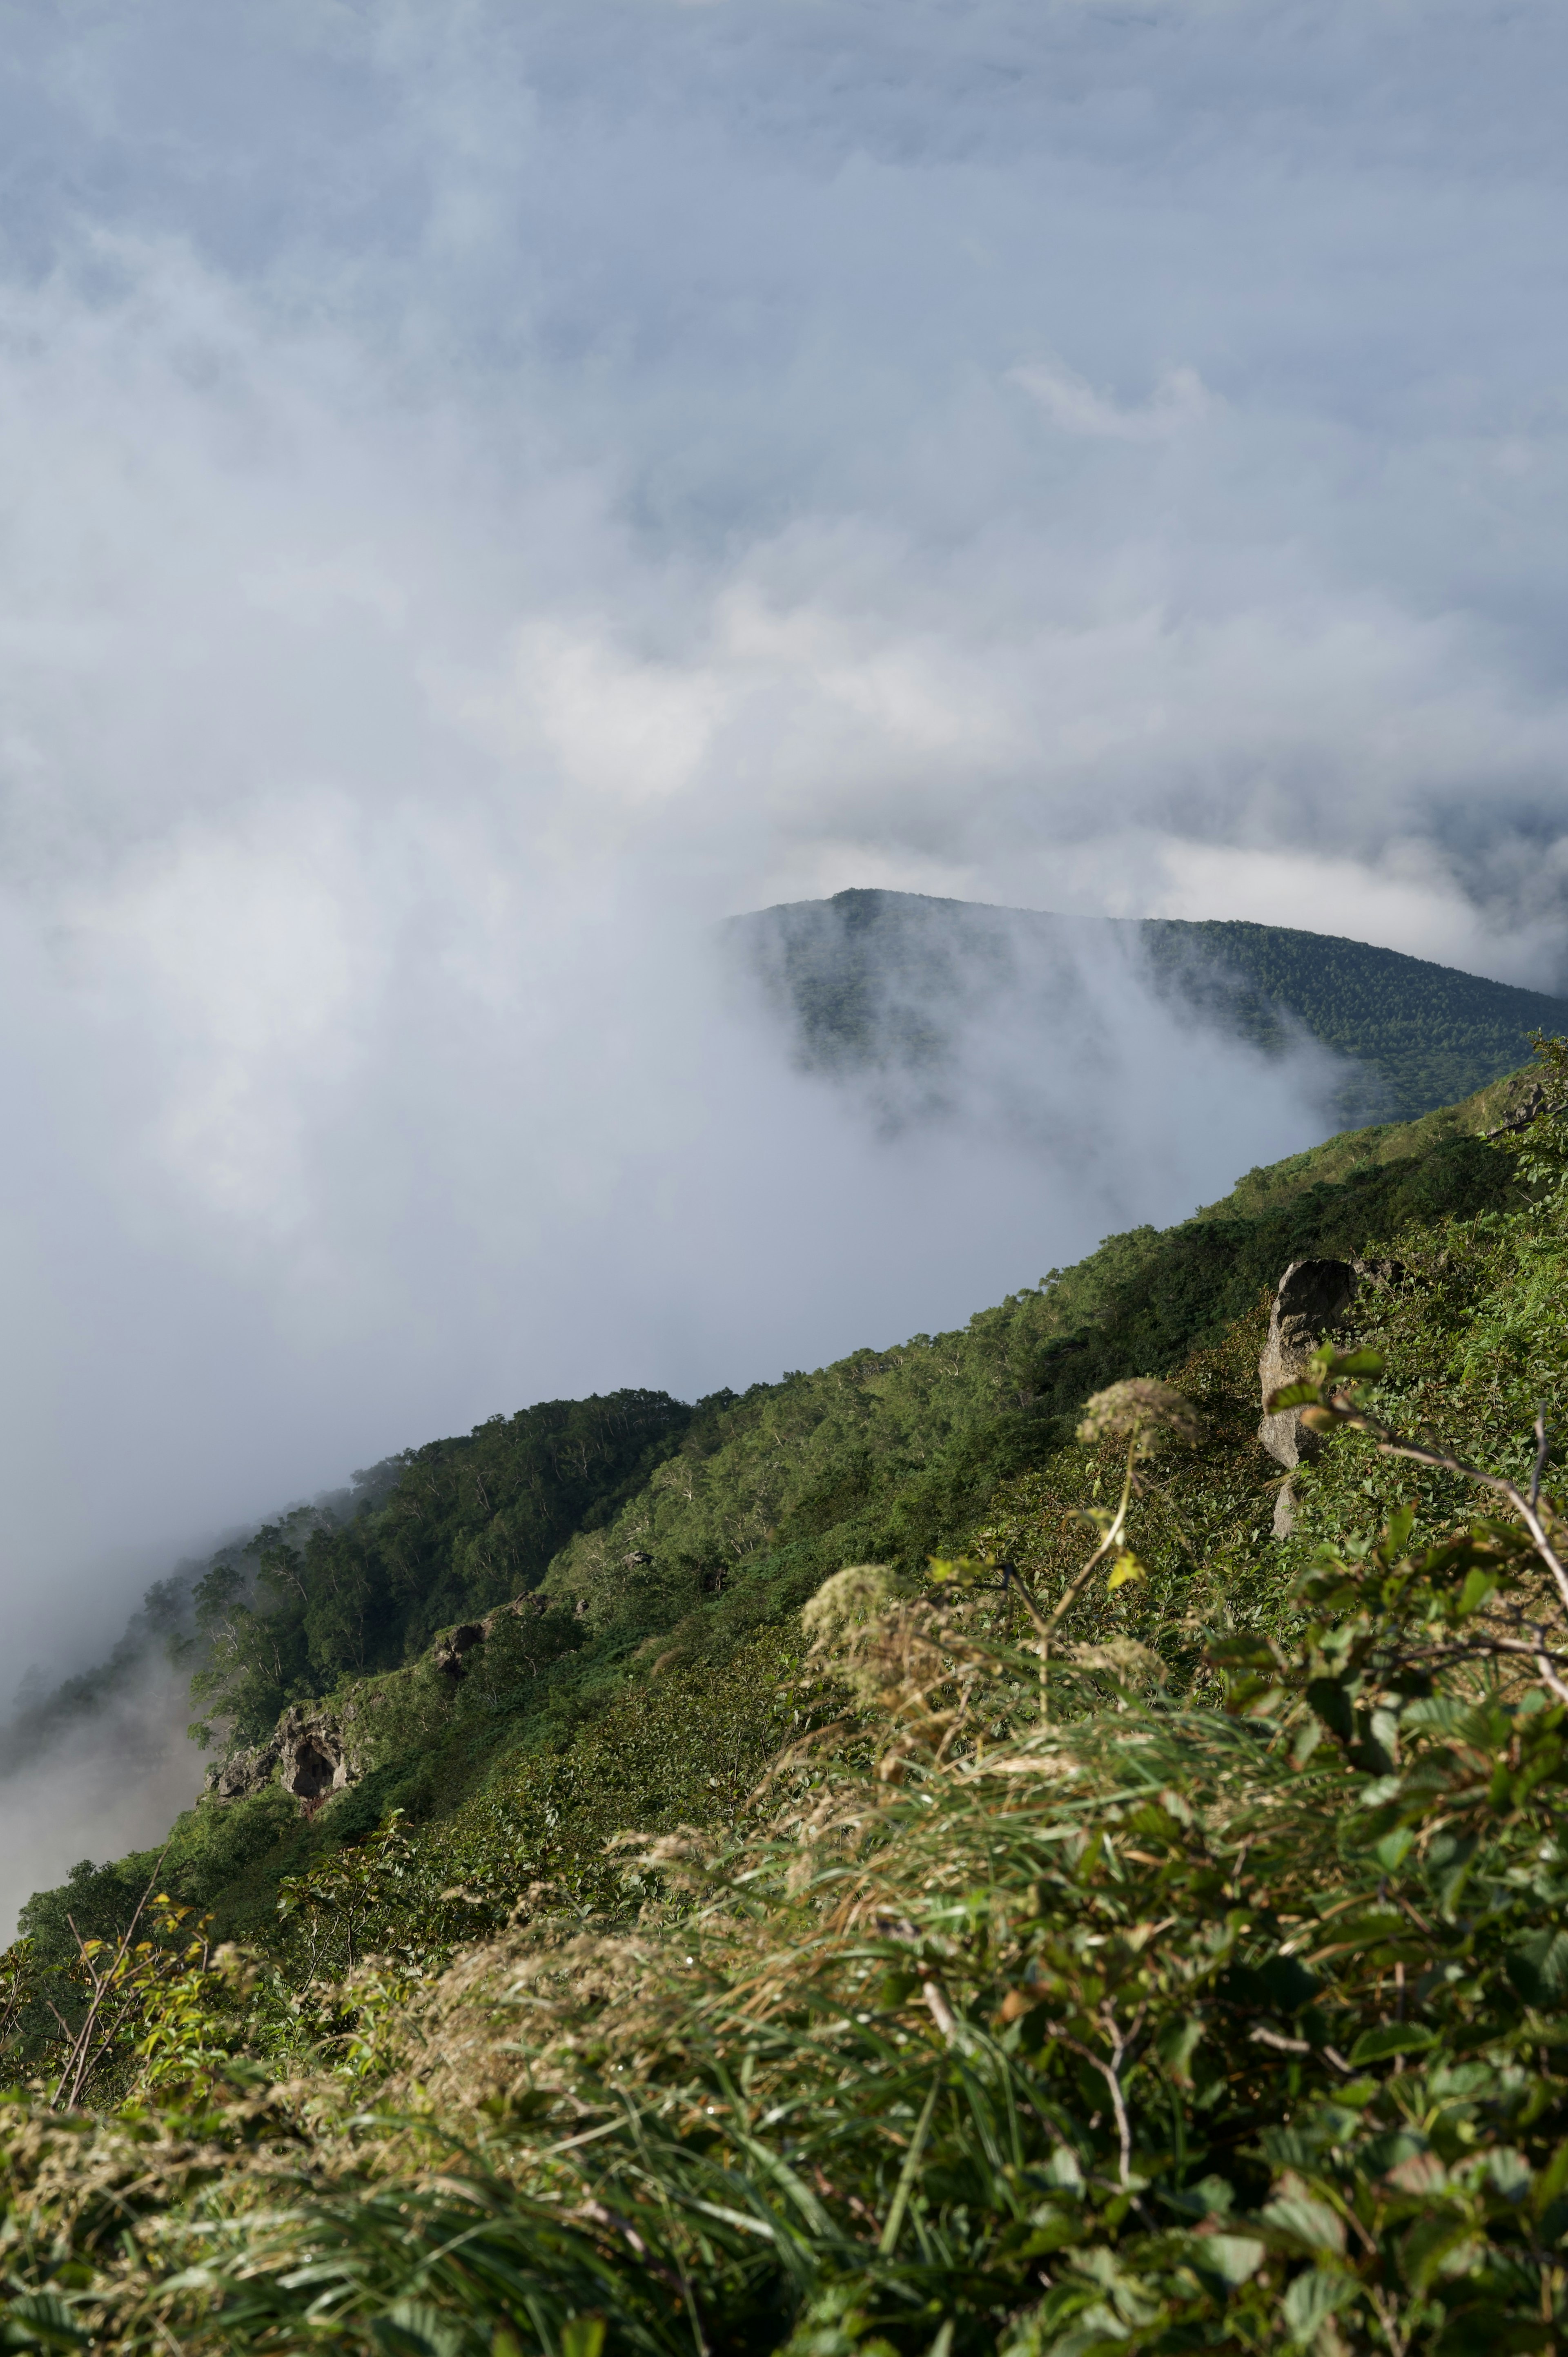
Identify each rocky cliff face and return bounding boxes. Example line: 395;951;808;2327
1258;1255;1403;1534
206;1701;363;1806
206;1589;557;1808
1258;1259;1361;1478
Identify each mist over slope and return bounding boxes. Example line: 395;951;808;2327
4;1053;1531;1950
733;889;1568;1128
0;918;1544;1937
11;1049;1568;2347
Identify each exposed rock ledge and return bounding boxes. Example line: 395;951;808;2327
206;1589;559;1806
205;1701;361;1805
1259;1256;1404;1537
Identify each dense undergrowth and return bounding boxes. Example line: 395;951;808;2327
9;1055;1568;2347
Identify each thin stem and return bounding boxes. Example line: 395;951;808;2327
878;2073;942;2255
1039;1429;1141;1721
53;1849;168;2112
1323;1397;1568;1625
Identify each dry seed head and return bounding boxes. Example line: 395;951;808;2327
1076;1378;1204;1452
801;1565;891;1643
1064;1637;1169;1686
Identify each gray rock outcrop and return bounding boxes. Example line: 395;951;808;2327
207;1735;281;1802
433;1621;487;1681
277;1705;359;1800
1257;1254;1408;1533
1259;1259;1359;1471
1259;1258;1360;1536
207;1704;362;1805
206;1585;561;1802
434;1590;552;1681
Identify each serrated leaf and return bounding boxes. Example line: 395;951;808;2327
371;2313;459;2357
1261;2181;1346;2254
1281;2265;1353;2338
1201;2234;1265;2286
1401;2212;1479;2297
0;2293;88;2351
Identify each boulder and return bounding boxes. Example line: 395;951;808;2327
209;1706;361;1805
432;1592;552;1681
1259;1258;1359;1536
277;1704;359;1800
433;1622;486;1681
206;1735;281;1802
1258;1258;1361;1467
1486;1082;1548;1139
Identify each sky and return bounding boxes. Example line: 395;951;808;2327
2;0;1568;1707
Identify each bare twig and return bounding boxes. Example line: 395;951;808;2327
53;1849;170;2112
1312;1392;1568;1627
1038;1429;1142;1720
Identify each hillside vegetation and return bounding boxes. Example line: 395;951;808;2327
735;888;1568;1125
8;1052;1568;2349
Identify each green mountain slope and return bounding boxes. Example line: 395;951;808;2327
16;1063;1534;1975
732;887;1568;1125
11;1059;1568;2349
187;1387;703;1748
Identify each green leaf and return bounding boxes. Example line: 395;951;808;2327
1348;2023;1438;2065
1530;2138;1568;2215
1207;1634;1279;1670
370;2308;465;2357
1305;1678;1355;1743
1400;2213;1481;2297
1156;2014;1204;2087
1507;1928;1568;2007
1200;2234;1265;2287
1106;1553;1145;1591
1327;1347;1386;1378
561;2321;607;2357
0;2294;88;2352
1223;1674;1286;1717
1281;2266;1354;2341
1267;1379;1325;1411
1454;1565;1499;1618
1261;2182;1347;2254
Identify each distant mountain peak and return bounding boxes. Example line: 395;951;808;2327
728;890;1568;1128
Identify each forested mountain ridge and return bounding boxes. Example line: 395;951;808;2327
6;905;1541;1784
732;887;1568;1124
189;1387;706;1747
18;1061;1531;1956
11;1053;1568;2345
161;1059;1531;1771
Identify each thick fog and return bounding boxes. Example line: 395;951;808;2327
4;1;1568;1904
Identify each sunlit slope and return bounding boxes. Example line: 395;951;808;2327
731;887;1568;1125
11;1057;1568;2355
21;1053;1523;1971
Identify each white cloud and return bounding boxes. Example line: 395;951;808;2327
0;0;1568;1869
1012;359;1213;442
